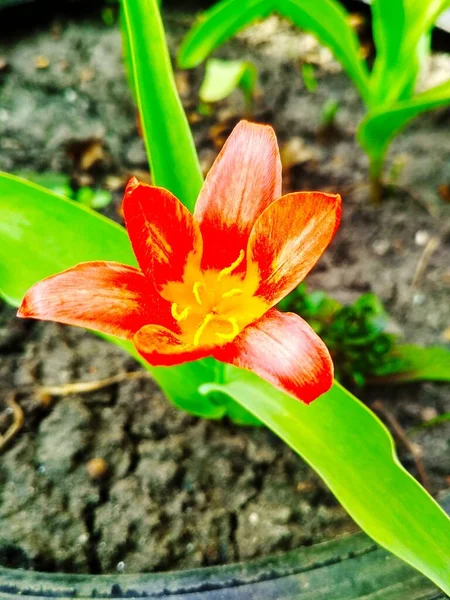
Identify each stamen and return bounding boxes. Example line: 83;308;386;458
221;288;243;299
193;313;214;347
216;317;240;341
171;303;190;322
192;281;203;305
217;250;245;281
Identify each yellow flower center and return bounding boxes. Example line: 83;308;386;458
160;250;266;347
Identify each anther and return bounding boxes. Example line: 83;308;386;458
217;250;245;281
171;303;190;322
216;317;240;341
193;313;214;347
221;288;243;299
192;281;203;305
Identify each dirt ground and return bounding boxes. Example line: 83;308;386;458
0;8;449;574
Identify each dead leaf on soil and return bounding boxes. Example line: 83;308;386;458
34;55;50;69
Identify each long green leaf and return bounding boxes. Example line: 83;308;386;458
373;344;450;383
358;78;450;164
277;0;370;105
0;173;223;419
201;370;450;594
121;0;203;211
370;0;450;105
177;0;275;69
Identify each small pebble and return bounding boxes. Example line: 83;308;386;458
86;457;109;480
422;407;438;421
116;561;125;573
249;512;259;525
412;293;426;306
415;230;430;246
372;239;390;256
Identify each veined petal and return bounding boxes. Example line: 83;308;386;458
18;261;171;339
194;121;282;271
248;191;341;306
123;177;203;287
134;324;212;366
214;309;333;404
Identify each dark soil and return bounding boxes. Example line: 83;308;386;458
0;10;449;574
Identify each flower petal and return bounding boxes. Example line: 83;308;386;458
247;191;341;306
214;309;333;404
123;177;202;286
134;324;212;366
17;261;171;339
194;121;282;271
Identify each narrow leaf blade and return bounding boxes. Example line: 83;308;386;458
358;79;450;163
178;0;274;69
201;370;450;594
121;0;203;211
277;0;370;104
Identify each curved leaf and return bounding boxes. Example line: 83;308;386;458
358;78;450;164
121;0;203;211
277;0;370;104
201;371;450;594
178;0;274;69
370;0;450;105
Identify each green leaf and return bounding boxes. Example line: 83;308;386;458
121;0;203;211
177;0;275;69
199;58;257;105
369;0;450;105
201;371;450;594
0;172;223;419
0;173;136;306
373;344;450;383
276;0;370;104
358;78;450;165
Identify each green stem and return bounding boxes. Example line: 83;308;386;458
369;155;385;204
121;0;203;211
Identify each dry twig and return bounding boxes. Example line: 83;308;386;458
0;393;24;452
37;370;152;398
410;235;440;290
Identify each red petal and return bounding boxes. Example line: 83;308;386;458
194;121;282;271
134;324;212;366
248;191;341;305
123;178;202;287
214;309;333;404
17;261;171;339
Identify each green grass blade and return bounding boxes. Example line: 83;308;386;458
178;0;275;69
373;344;450;383
121;0;203;211
201;370;450;594
277;0;370;105
358;78;450;165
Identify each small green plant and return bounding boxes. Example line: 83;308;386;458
199;58;258;110
178;0;450;202
279;283;450;387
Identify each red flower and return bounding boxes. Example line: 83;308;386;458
18;121;341;403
